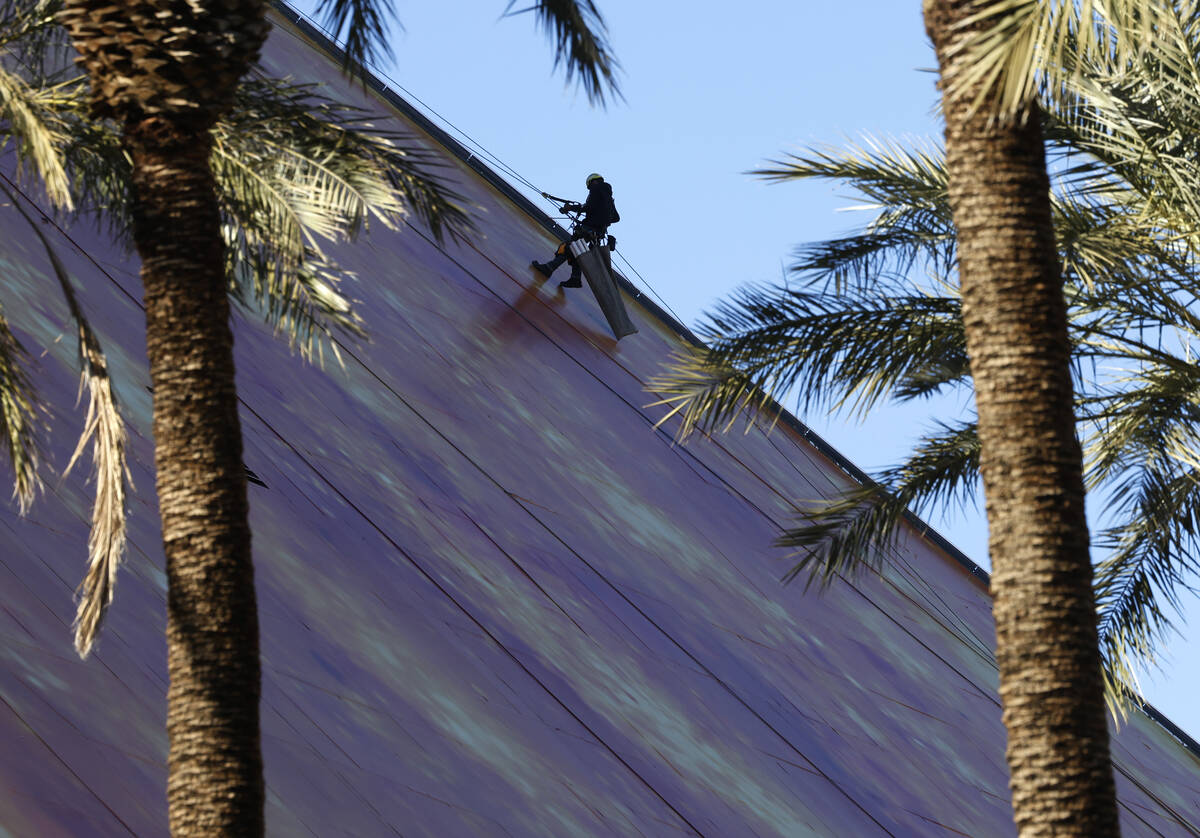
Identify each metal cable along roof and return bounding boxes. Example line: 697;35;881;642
1;6;1198;836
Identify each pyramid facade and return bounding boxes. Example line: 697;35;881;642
1;9;1199;836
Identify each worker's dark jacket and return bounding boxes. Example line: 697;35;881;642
580;180;619;233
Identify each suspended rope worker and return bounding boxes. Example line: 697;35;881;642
533;173;635;339
532;173;620;289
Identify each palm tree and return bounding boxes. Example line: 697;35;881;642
926;0;1118;818
0;4;478;835
655;1;1190;833
46;1;619;834
651;128;1200;703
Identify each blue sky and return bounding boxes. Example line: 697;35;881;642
294;0;1200;742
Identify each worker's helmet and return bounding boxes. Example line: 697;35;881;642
585;172;603;187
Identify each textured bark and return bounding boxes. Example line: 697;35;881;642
924;1;1120;836
60;2;270;833
128;118;263;837
59;0;268;122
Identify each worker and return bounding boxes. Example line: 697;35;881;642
532;173;620;288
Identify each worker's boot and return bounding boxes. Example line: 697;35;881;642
559;267;582;289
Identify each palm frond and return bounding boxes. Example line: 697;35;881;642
790;229;954;297
210;136;306;263
0;0;66;75
754;139;955;293
778;419;981;587
648;348;780;442
1082;359;1200;487
210;78;472;360
54;87;128;229
654;4;1200;702
1094;464;1200;719
63;310;127;658
649;285;967;440
754;138;947;213
224;230;365;364
948;0;1177;120
504;0;622;105
0;65;72;209
312;0;397;74
0;301;41;513
1053;81;1200;232
1;180;129;657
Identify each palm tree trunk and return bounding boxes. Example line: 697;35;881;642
58;1;269;830
126;116;263;837
924;1;1119;835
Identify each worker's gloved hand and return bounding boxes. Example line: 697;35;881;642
562;202;582;213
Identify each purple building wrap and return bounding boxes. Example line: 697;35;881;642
1;8;1198;836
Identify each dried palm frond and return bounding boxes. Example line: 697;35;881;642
0;64;72;209
0;301;41;512
1;180;128;657
63;310;126;657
